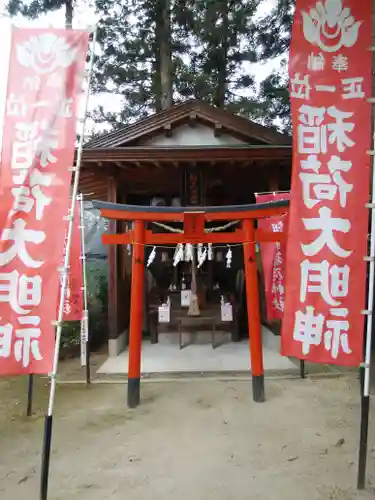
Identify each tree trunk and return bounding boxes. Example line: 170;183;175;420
152;43;163;112
158;0;173;109
65;0;73;28
214;0;229;108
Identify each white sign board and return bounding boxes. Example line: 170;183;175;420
181;290;191;307
221;303;233;322
158;305;170;323
80;336;87;367
80;314;89;367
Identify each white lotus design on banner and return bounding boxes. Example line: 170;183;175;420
302;0;362;53
16;33;77;74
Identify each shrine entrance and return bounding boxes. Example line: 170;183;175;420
93;198;289;408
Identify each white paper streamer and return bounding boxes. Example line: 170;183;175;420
185;243;194;262
173;243;184;266
147;246;156;267
226;246;232;268
208;243;213;261
197;245;207;268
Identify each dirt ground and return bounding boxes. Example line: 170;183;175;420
1;367;375;500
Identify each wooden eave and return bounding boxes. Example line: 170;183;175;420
81;145;292;164
79;145;292;201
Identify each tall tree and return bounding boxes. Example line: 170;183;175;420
257;68;290;132
7;0;74;27
157;0;173;109
176;0;261;114
91;0;286;130
91;0;181;126
213;0;230;108
257;0;293;60
255;0;294;133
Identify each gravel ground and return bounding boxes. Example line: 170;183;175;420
1;370;375;500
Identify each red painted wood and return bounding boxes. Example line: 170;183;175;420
100;205;288;222
128;221;145;380
243;219;264;377
102;229;287;245
183;211;205;239
255;229;287;244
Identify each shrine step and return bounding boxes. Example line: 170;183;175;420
158;330;232;346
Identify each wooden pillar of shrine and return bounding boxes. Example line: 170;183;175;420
243;218;265;402
127;220;145;408
107;178;119;347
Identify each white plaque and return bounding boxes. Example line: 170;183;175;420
181;289;191;307
80;313;89;367
158;305;170;323
221;303;233;322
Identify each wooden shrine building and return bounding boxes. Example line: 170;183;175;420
79;100;292;357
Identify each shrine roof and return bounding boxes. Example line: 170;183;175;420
84;99;291;149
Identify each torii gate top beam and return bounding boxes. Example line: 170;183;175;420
92;199;289;222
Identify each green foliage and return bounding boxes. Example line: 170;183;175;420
59;259;108;353
255;0;295;133
90;0;272;127
61;321;80;350
6;0;73;25
175;0;260;108
7;0;64;18
92;0;161;124
257;64;291;133
256;0;294;59
86;259;108;349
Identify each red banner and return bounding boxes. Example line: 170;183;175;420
282;1;372;366
256;192;290;321
60;199;83;322
0;28;89;375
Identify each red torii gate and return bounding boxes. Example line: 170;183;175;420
93;199;290;408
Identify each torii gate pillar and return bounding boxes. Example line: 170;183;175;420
243;218;265;402
127;220;145;408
